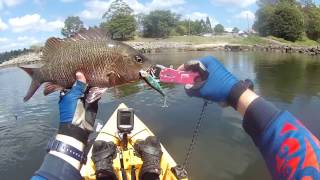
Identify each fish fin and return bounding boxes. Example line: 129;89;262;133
71;27;110;40
43;82;64;96
42;37;64;61
86;87;108;103
19;67;41;102
19;67;42;102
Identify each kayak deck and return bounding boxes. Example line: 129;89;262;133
80;103;187;180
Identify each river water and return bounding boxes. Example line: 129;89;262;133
0;51;319;180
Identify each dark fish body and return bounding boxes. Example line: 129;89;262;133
20;28;151;101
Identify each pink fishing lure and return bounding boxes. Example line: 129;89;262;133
159;68;199;85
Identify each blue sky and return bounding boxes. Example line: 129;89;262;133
0;0;318;52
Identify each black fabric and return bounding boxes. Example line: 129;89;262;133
59;124;89;144
227;81;248;109
84;98;99;131
92;141;117;180
141;173;160;180
243;97;281;145
34;154;82;180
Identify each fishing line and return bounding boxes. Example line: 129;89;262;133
182;100;209;170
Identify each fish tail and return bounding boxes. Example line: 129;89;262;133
19;67;42;102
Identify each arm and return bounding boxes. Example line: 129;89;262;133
238;89;320;179
182;56;320;179
32;72;98;180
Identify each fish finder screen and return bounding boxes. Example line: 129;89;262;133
120;112;131;125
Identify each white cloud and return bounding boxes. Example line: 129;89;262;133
80;0;112;20
210;0;256;8
147;0;185;10
0;0;23;9
0;37;8;43
235;10;255;21
8;14;64;32
186;12;219;26
79;0;186;20
0;36;40;52
0;18;8;30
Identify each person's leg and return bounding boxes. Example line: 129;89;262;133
134;136;163;180
92;141;118;180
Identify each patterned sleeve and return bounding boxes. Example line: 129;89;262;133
243;98;320;180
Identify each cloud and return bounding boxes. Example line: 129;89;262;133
60;0;76;2
210;0;256;8
0;0;23;9
147;0;185;10
8;14;64;32
79;0;112;20
235;10;255;21
0;37;8;43
0;18;8;30
0;36;40;52
186;12;219;26
79;0;186;20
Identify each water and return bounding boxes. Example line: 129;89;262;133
0;51;319;180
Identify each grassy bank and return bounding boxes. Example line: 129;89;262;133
128;35;320;47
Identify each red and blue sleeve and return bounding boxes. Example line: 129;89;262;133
243;98;320;180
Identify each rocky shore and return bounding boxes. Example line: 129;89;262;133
1;42;319;68
126;41;320;56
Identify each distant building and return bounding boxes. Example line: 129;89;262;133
224;28;233;34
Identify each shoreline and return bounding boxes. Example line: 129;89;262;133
126;41;320;55
1;41;319;68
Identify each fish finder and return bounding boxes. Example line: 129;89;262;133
117;108;134;133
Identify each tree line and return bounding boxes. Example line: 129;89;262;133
61;0;237;40
0;48;32;64
254;0;320;42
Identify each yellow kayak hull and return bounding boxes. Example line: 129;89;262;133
80;103;188;180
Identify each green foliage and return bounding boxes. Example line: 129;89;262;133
205;17;213;33
214;24;224;34
142;10;180;38
269;2;304;41
232;27;240;33
304;7;320;41
175;25;187;35
253;5;275;36
61;16;84;38
100;0;136;40
0;48;32;63
103;0;133;20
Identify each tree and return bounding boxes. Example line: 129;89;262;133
214;24;224;34
175;25;187;35
232;27;240;33
304;7;320;41
142;10;180;38
61;16;84;38
100;0;136;40
269;1;304;41
205;17;212;33
253;5;275;36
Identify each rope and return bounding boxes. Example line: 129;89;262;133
182;101;209;170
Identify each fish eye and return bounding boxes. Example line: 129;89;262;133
135;55;143;63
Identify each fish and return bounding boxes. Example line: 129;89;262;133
20;28;152;103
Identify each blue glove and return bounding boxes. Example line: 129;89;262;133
184;56;239;102
59;80;87;124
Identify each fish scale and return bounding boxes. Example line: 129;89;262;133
19;28;151;102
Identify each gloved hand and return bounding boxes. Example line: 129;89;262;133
179;56;239;103
59;72;98;132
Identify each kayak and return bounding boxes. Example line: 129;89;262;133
80;103;188;180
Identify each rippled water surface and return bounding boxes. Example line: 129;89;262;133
0;51;319;180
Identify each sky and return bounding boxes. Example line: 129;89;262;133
0;0;318;52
